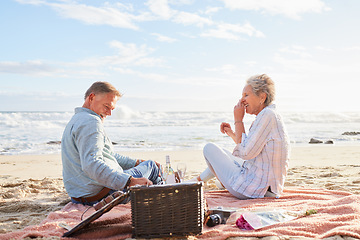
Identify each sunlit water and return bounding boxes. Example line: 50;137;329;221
1;106;359;155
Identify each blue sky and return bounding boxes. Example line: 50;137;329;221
0;0;359;112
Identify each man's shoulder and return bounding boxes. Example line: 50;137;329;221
70;108;102;128
74;108;100;120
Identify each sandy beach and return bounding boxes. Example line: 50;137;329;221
1;145;360;237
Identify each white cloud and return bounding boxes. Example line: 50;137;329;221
15;0;46;5
16;0;139;29
273;53;320;71
244;61;257;67
144;1;218;30
205;64;238;75
133;72;169;82
273;45;327;73
0;41;163;78
221;0;331;20
146;0;174;19
110;67;136;74
279;45;312;58
315;46;333;52
152;33;177;43
173;11;213;27
50;2;139;29
15;0;264;42
133;57;164;67
121;69;239;87
273;45;360;76
70;41;164;74
107;41;163;67
109;41;154;60
344;46;360;51
201;28;240;40
202;7;222;15
0;60;58;75
168;0;195;6
201;22;265;40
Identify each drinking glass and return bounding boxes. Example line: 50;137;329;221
177;163;187;182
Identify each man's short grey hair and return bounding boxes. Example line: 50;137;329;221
246;74;275;106
84;81;122;100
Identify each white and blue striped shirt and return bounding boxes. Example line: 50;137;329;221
231;104;290;198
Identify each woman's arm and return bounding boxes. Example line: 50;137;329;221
234;121;245;144
221;122;236;143
233;100;246;144
233;109;274;160
221;100;246;144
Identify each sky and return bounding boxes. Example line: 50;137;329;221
0;0;359;113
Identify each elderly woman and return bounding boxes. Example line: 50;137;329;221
194;74;290;199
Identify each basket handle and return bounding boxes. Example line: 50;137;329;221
63;190;130;237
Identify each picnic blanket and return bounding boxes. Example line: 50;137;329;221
1;187;360;239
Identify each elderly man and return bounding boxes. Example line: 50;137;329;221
61;81;162;205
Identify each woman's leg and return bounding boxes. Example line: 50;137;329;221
203;143;250;200
197;149;242;182
199;167;215;182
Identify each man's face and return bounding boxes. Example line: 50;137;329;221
88;92;118;121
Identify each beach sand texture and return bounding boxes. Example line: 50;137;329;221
1;145;360;239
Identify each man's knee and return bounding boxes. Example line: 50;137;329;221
141;159;157;169
142;160;162;184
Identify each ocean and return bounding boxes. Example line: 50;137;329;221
1;106;359;155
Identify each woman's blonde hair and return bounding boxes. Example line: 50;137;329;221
246;74;275;106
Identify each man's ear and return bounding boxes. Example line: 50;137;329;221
88;93;95;102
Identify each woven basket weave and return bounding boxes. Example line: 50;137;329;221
130;182;204;238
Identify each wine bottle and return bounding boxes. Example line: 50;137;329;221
164;155;175;184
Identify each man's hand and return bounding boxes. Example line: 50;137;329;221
128;177;153;187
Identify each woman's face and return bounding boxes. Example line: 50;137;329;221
241;84;265;115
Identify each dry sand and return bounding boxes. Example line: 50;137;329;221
1;145;360;238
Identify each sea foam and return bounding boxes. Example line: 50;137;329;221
1;106;359;155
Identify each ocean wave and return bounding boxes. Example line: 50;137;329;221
1;109;359;155
282;112;360;124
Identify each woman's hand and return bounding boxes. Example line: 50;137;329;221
233;100;246;144
220;122;236;142
234;99;245;122
220;122;231;134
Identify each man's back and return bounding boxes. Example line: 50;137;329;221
61;107;105;198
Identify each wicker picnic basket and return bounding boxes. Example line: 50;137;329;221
130;182;205;238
